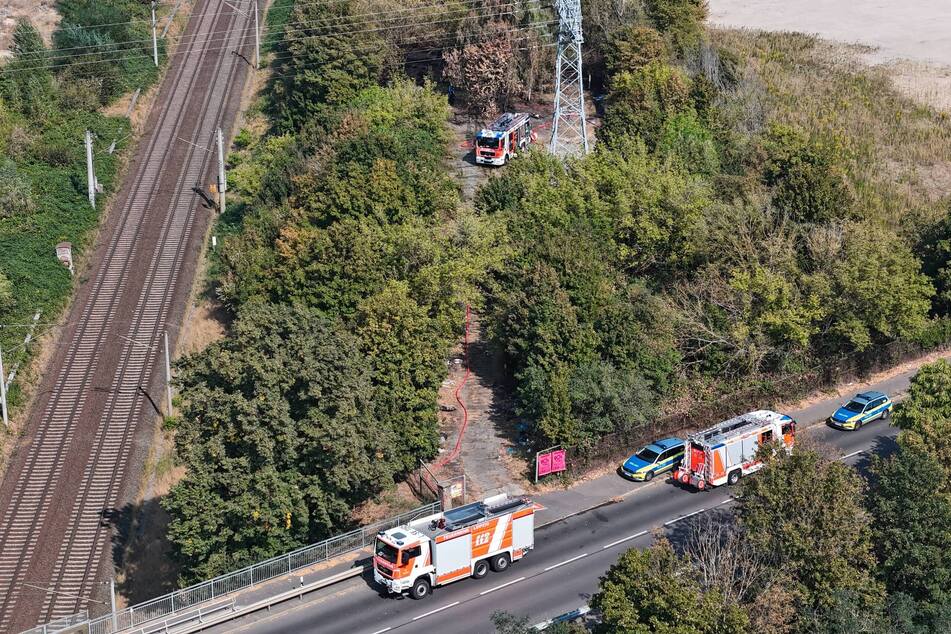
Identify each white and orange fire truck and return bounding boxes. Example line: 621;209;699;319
373;494;535;599
672;410;796;490
474;112;536;166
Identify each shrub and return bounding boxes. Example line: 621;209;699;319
761;124;853;224
0;160;35;219
602;61;692;147
604;25;668;75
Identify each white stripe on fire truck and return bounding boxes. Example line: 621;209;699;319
490;513;510;553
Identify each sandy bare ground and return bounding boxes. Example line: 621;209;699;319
0;1;59;59
708;0;951;111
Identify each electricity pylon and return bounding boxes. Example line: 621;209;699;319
549;0;589;157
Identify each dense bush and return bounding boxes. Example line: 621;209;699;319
761;124;853;223
0;4;148;396
171;71;482;575
269;0;395;133
474;0;947;452
165;302;396;581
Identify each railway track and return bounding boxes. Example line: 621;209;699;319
0;1;254;630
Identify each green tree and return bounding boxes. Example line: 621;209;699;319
592;540;750;633
604;25;669;75
354;281;447;471
11;19;46;62
827;225;934;351
657;110;719;174
269;0;394;132
603;61;692;148
762;124;852;224
164;302;395;582
738;448;883;615
892;360;951;491
918;208;951;315
868;444;951;611
644;0;706;50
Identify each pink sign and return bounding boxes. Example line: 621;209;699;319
536;449;567;479
550;449;566;473
537;452;553;477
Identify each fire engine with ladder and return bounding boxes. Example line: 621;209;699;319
374;494;536;599
672;410;796;490
474;112;537;166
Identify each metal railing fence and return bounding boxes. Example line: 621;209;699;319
26;502;439;634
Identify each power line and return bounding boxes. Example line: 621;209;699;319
3;2;541;71
1;2;550;74
7;0;549;63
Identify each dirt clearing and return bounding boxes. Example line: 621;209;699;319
708;0;951;111
0;1;59;59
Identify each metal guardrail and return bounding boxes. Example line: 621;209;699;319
127;598;235;634
20;611;88;634
27;502;439;634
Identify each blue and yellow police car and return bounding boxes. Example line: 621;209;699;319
828;391;893;430
620;437;684;481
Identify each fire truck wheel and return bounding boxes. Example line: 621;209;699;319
409;577;431;600
472;559;490;579
490;553;511;573
727;470;742;486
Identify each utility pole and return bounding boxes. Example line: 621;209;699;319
216;127;226;215
163;331;173;416
253;0;261;69
150;0;159;67
550;0;589;157
0;342;8;428
85;130;96;209
109;579;117;630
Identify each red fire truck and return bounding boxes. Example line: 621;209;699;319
373;494;535;599
672;410;796;490
474;112;536;166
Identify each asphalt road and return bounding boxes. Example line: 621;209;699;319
209;419;898;634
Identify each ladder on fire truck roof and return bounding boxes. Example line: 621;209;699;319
692;410;788;446
488;112;530;132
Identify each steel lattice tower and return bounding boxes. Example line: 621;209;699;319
549;0;589;156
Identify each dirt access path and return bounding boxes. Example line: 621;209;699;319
437;311;527;500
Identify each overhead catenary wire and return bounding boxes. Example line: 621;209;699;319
1;3;546;73
2;3;552;74
7;0;551;66
265;20;557;69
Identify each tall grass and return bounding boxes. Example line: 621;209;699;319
712;29;951;234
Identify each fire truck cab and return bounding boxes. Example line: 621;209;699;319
475;112;535;166
673;410;796;490
373;494;535;599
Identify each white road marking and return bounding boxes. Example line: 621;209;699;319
601;530;648;550
663;508;705;526
370;628;392;634
480;576;526;596
840;450;863;460
412;601;460;621
544;552;589;571
716;497;737;507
